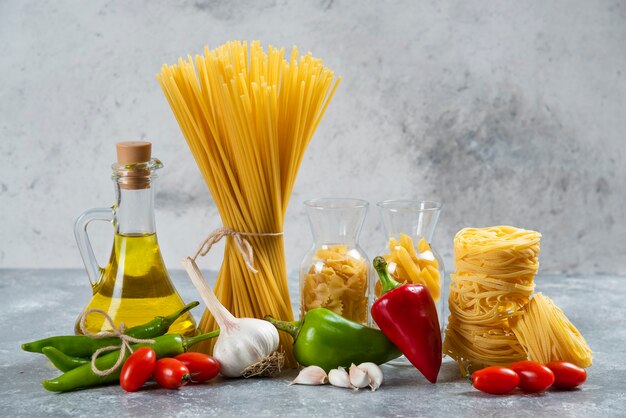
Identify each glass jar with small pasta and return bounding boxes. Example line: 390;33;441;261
300;198;370;325
374;200;445;363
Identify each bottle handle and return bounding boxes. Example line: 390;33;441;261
74;207;115;290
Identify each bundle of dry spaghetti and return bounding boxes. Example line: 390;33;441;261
443;226;541;373
157;41;340;365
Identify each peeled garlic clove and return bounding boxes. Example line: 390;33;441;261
290;365;328;386
349;363;369;389
358;362;384;391
328;367;353;389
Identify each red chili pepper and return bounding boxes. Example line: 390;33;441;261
372;257;442;383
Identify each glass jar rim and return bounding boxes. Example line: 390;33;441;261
304;198;369;209
376;199;442;212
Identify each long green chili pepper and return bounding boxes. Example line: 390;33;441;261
42;347;89;372
42;330;219;392
22;301;199;357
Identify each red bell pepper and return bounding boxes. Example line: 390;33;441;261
372;256;442;383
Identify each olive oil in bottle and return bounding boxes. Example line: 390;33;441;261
74;142;196;336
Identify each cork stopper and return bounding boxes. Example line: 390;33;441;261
115;141;153;190
116;141;152;165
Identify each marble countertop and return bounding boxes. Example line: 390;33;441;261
1;269;624;418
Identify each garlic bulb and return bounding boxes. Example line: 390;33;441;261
328;367;354;389
290;366;328;385
357;362;384;391
349;363;370;389
183;257;279;377
213;317;279;377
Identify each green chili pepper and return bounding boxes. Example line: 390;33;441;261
22;301;199;357
41;330;219;392
266;308;402;372
42;347;89;372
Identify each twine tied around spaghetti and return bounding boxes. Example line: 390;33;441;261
79;309;156;376
192;227;284;274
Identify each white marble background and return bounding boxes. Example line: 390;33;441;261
1;0;624;275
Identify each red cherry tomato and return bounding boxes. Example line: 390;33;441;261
119;347;156;392
545;361;587;389
509;360;555;392
174;352;220;382
472;366;520;395
153;358;191;389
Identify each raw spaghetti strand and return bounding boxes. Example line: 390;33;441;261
511;293;592;368
443;226;541;373
157;41;340;366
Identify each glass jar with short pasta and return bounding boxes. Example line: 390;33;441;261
300;198;370;325
374;200;445;353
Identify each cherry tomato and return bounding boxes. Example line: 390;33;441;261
472;366;520;395
119;347;157;392
154;358;191;389
545;361;587;389
174;352;220;382
509;360;555;392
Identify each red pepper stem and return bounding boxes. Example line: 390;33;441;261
264;316;301;340
373;256;402;295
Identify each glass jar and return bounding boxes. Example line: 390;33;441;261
373;200;445;364
300;198;370;325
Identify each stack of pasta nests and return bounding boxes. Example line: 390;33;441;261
444;226;592;374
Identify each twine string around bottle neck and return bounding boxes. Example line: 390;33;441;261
192;227;284;274
79;309;156;376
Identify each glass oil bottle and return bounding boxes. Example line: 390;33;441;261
74;141;196;336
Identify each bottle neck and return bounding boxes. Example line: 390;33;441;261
114;183;156;235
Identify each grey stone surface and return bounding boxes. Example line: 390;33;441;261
1;1;625;275
0;269;624;418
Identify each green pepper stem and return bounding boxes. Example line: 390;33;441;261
373;256;402;295
183;329;220;350
264;316;301;340
163;301;200;322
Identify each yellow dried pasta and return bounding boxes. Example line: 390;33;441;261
302;245;368;323
511;293;592;368
376;233;441;301
443;226;541;374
